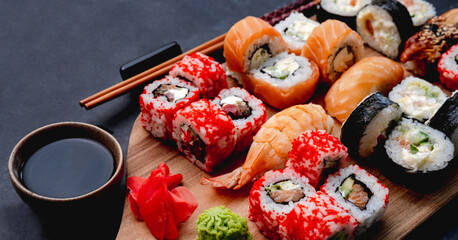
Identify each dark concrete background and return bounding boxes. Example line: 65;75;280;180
1;0;457;239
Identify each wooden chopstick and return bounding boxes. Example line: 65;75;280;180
79;33;226;109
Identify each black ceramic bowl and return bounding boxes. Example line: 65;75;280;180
8;122;125;239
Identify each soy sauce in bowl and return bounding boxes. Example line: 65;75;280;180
20;138;114;198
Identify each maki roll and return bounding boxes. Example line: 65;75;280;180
317;0;372;29
388;76;448;122
169;52;228;99
302;19;364;85
321;165;389;235
212;87;268;153
273;12;319;55
172;99;236;173
341;92;403;159
385;118;455;173
249;168;316;240
286;130;349;189
397;0;436;27
224;16;286;74
139;76;200;140
428;91;458;155
437;44;458;91
356;0;414;59
278;191;357;240
242;52;320;109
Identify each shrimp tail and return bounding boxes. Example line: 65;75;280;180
200;167;243;189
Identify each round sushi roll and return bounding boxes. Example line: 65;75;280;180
428;91;458;155
169;52;228;99
278;191;357;240
385;118;455;173
388;76;448;122
397;0;436;27
242;52;320;109
286;130;349;189
437;44;458;91
211;87;267;154
139;76;200;140
273;12;319;55
317;0;372;29
320;165;389;235
356;0;414;59
341;92;403;159
224;16;286;74
302;19;364;85
248;168;316;240
172;99;236;173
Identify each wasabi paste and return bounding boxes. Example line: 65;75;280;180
196;206;252;240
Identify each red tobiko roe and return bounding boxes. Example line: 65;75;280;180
126;162;197;240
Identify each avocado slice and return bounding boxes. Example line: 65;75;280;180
338;177;354;199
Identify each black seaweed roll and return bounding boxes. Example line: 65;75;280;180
317;0;372;29
428;91;458;155
356;0;414;59
341;92;402;159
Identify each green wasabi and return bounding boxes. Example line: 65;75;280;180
196;206;252;240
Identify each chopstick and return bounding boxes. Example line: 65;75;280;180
79;33;226;109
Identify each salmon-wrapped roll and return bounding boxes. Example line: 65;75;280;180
224;16;286;74
302;19;364;85
241;52;320;109
324;56;404;123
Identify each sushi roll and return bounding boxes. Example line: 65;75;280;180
172;99;236;173
388;76;448;122
397;0;436;27
341;92;403;159
428;91;458;155
317;0;372;29
224;16;286;74
273;12;319;55
278;191;357;240
324;56;404;123
437;44;458;91
139;76;200;140
169;52;228;99
321;165;389;235
248;168;316;240
356;0;414;59
242;52;320;109
302;19;364;85
211;87;268;154
286;130;349;189
385;118;455;173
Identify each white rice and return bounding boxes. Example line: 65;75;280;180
321;0;372;17
356;5;402;59
398;0;436;26
274;12;319;53
388;76;448;121
321;165;389;235
385;118;455;173
250;52;313;88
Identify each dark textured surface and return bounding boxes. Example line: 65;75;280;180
1;1;457;239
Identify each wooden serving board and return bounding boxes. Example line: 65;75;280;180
116;48;458;239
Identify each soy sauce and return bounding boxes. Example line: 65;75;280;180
21;138;114;198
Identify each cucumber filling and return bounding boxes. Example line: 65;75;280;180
261;57;300;79
249;44;271;70
329;231;347;240
455;54;458;64
153;84;189;102
265;180;305;204
220;96;252;120
179;125;206;163
337;175;373;210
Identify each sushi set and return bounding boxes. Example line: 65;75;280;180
115;0;458;239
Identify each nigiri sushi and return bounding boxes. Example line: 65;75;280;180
324;56;404;123
224;16;286;74
302;19;364;85
200;103;340;190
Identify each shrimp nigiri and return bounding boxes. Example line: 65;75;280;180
200;104;340;189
